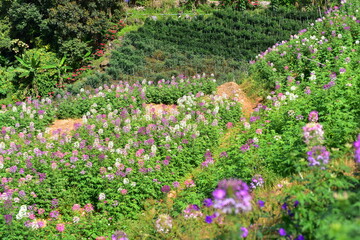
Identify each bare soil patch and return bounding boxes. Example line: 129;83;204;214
144;103;179;116
216;81;257;117
46;119;82;136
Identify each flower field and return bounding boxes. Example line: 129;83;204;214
1;0;359;239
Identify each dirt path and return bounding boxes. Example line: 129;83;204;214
217;81;257;118
46;119;82;136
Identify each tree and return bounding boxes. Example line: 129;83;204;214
13;49;58;97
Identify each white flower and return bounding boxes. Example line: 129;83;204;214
131;182;137;187
123;178;129;184
98;193;106;200
73;216;80;223
151;145;157;153
289;93;298;101
309;75;316;81
74;141;80;148
274;135;282;141
290;86;297;91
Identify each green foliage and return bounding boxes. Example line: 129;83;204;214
219;0;259;11
12;48;58;98
271;0;341;10
58;39;91;69
276;165;359;239
0;67;15;98
108;8;319;82
0;19;11;50
145;76;217;104
7;2;43;46
85;72;111;89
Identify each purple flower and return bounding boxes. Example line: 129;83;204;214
49;210;60;219
4;214;12;224
51;198;59;208
203;198;213;207
250;174;264;189
257;200;265;208
308;111;318;122
295;235;305;240
183;204;202;218
205;215;213;224
240;227;249;238
9;165;18;173
339;68;346;74
220;151;228;158
212;179;252;214
212;189;226;200
161;185;171;193
303;123;324;146
278;228;287;236
112;230;128;240
307;146;330;167
173;181;180;188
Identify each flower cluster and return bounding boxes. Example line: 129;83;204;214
307;146;330;167
303;123;324;146
250;174;264;189
212;179;252;214
155;214;173;233
183;204;203;219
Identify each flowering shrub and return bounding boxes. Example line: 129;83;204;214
0;98;55;131
0;74;242;238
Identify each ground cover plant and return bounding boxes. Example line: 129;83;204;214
0;74;243;239
141;1;359;239
106;7;320;83
100;0;358;238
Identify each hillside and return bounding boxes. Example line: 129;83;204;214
0;0;359;239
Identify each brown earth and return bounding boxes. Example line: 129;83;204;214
144;103;179;116
46;82;256;135
216;81;257;117
46;119;82;136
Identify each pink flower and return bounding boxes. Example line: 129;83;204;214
56;223;65;232
121;189;128;195
84;203;94;212
72;204;81;211
38;208;45;215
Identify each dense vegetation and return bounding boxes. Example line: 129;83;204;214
0;0;125;100
106;8;320;82
0;0;359;239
